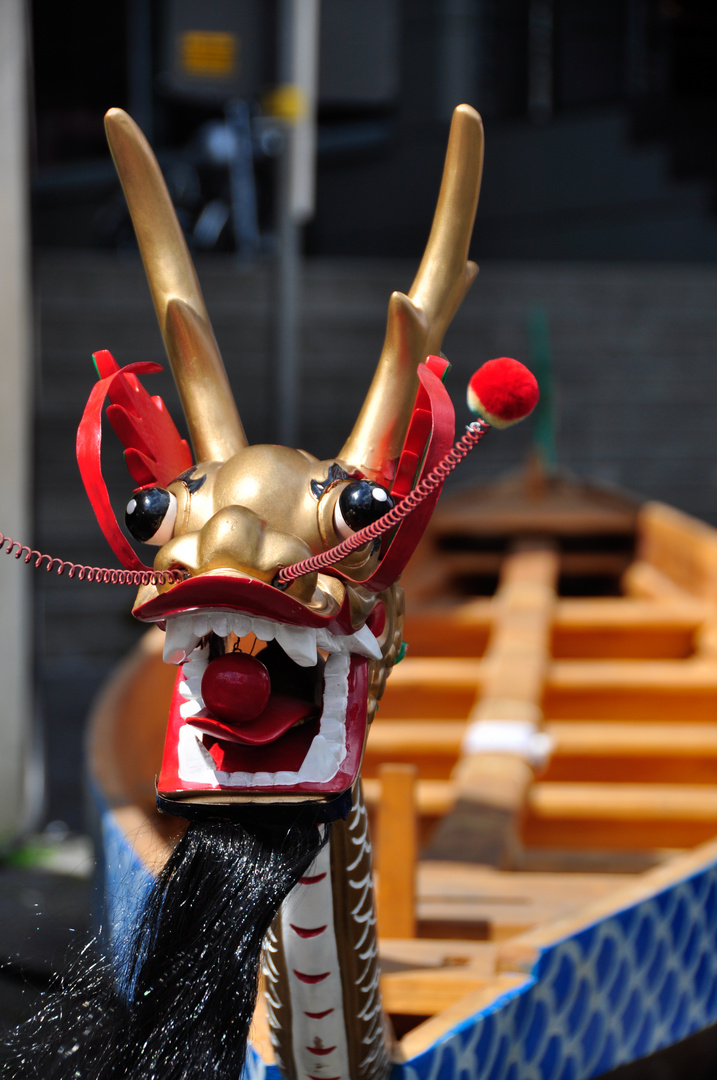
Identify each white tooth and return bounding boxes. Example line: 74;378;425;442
184;650;209;672
350;624;382;660
298;736;337;783
230;613;252;639
251;618;276;642
315;628;334;653
320;719;344;742
274;771;296;786
192;613;211;638
180;698;203;719
274;624;317;667
163;616;200;665
178;674;202;697
210;612;230;637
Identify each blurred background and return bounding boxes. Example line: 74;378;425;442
2;0;717;1033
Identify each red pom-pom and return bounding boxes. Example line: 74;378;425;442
467;358;539;428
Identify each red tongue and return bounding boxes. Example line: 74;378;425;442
197;652;317;746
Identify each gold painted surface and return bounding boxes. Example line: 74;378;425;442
104;109;246;462
339;104;484;484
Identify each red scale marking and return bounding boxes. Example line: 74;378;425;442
290;924;328;939
293;970;331;984
299;872;327;885
304;1008;334;1019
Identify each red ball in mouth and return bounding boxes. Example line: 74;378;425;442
201;652;271;726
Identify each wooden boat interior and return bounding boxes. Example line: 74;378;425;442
88;477;717;1064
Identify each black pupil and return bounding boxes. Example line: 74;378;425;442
126;487;170;542
339;482;394;532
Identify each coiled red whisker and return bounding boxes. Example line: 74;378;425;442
0;420;487;589
276;419;489;586
0;533;186;586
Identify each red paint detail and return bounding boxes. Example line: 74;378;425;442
304;1009;335;1019
293;970;331;984
366;602;386;639
306;1045;337;1056
360;363;455;593
289;924;327;939
467;357;539;426
157;654;369;799
133;574;356;636
299;873;328;885
206;712;319;769
76;356;169;572
94;349;192;486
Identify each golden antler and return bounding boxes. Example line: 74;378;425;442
105;108;247;463
339;104;484;484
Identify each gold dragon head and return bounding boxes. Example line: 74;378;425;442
84;105;484;823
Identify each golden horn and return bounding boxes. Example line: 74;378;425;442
339;105;484;484
104;108;246;462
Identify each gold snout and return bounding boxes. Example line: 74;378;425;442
154;504;318;603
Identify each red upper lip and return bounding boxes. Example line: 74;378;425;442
133;574;357;635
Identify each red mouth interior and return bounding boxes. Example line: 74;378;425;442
206;716;322;773
185;636;323;772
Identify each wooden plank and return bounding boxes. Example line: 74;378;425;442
413;862;638;939
621;559;697;601
529;781;717;820
367;718;717;783
375;765;417;939
363;720;464;779
542;721;717;784
552;597;704;659
367;775;717;852
524;781;717;849
415;862;637;906
544;658;717;720
402;605;492;657
380;968;494;1016
554;597;706;629
378;658;482;718
426;543;558;865
378;938;499;975
637;501;717;601
495;835;717;975
395;974;530;1059
363;778;452;819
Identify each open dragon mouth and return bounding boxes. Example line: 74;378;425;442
154;606;377;804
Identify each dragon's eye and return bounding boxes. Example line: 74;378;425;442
125;487;177;545
333;481;394;540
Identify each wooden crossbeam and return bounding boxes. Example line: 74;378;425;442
423;540;559;865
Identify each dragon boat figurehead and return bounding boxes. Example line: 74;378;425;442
77;104;539;827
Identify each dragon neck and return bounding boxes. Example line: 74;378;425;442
263;783;392;1080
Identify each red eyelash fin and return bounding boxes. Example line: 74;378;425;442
93;349;193;487
76;350;193;571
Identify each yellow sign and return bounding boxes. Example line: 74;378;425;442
263;84;307;123
180;31;238;78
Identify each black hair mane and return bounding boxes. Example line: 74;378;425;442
2;817;325;1079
